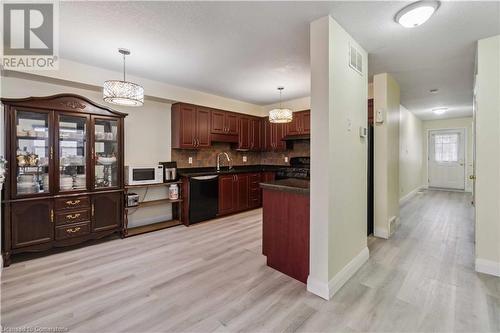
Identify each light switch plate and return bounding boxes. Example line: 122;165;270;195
376;108;385;123
284;156;289;163
188;157;193;164
243;156;247;162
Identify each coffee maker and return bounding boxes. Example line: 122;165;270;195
159;161;177;182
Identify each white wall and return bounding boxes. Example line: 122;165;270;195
373;73;400;239
309;16;368;300
421;117;473;192
399;105;423;202
475;35;500;276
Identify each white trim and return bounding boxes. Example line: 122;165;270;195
374;227;389;239
399;186;424;205
306;276;330;300
475;258;500;277
307;247;369;300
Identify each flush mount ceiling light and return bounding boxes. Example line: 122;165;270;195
269;87;293;124
433;107;448;115
103;48;144;107
395;1;440;28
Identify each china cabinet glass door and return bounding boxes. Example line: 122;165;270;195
14;110;52;196
56;114;89;192
93;117;120;189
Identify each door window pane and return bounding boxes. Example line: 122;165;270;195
434;134;459;162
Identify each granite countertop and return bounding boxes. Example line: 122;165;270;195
260;178;310;195
178;165;286;177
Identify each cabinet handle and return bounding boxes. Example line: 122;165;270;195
50;146;54;160
50;209;54;223
65;199;81;206
91;203;95;217
66;227;81;234
66;213;81;220
196;138;200;147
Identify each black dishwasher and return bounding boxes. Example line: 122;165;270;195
189;175;219;224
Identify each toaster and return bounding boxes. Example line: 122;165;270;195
126;193;140;207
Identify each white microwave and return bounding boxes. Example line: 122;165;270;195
125;165;164;185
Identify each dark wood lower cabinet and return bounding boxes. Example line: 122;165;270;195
218;175;238;215
11;199;53;248
2;191;123;266
217;171;273;217
92;192;122;232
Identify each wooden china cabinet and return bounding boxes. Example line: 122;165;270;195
1;94;126;266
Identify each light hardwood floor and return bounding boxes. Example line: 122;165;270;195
2;190;499;332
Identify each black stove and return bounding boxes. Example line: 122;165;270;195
276;156;310;180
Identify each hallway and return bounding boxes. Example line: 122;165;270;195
1;191;499;332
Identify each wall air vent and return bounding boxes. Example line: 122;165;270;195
349;43;363;75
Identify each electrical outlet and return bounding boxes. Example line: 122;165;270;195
243;156;247;163
284;156;289;163
188;157;193;164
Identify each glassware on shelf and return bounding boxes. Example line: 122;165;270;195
94;119;119;189
58;115;87;192
15;111;50;195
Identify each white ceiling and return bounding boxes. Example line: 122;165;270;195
59;1;500;119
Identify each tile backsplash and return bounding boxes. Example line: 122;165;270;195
172;141;310;168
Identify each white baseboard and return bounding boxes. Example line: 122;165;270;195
399;186;424;205
306;276;330;300
475;257;500;277
374;227;389;239
307;247;369;300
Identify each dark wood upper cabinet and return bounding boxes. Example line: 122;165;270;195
286;110;310;136
250;117;262;151
226;113;239;135
172;103;211;149
301;111;311;134
210;110;238;135
210;110;226;134
11;199;54;248
238;116;251;150
92;192;122;232
264;119;287;152
195;106;211;148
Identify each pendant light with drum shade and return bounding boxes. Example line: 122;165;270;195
269;87;293;123
103;48;144;107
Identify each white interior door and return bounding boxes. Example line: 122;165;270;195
429;129;466;190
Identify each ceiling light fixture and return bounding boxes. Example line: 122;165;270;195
395;1;440;28
103;48;144;107
269;87;293;124
433;107;448;115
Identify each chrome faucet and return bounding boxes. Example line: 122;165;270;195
216;152;232;171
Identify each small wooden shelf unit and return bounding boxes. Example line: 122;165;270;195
123;181;184;237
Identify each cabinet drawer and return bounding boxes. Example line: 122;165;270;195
55;196;90;211
55;222;90;240
55;209;90;226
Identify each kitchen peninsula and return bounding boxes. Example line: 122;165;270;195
260;178;310;283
